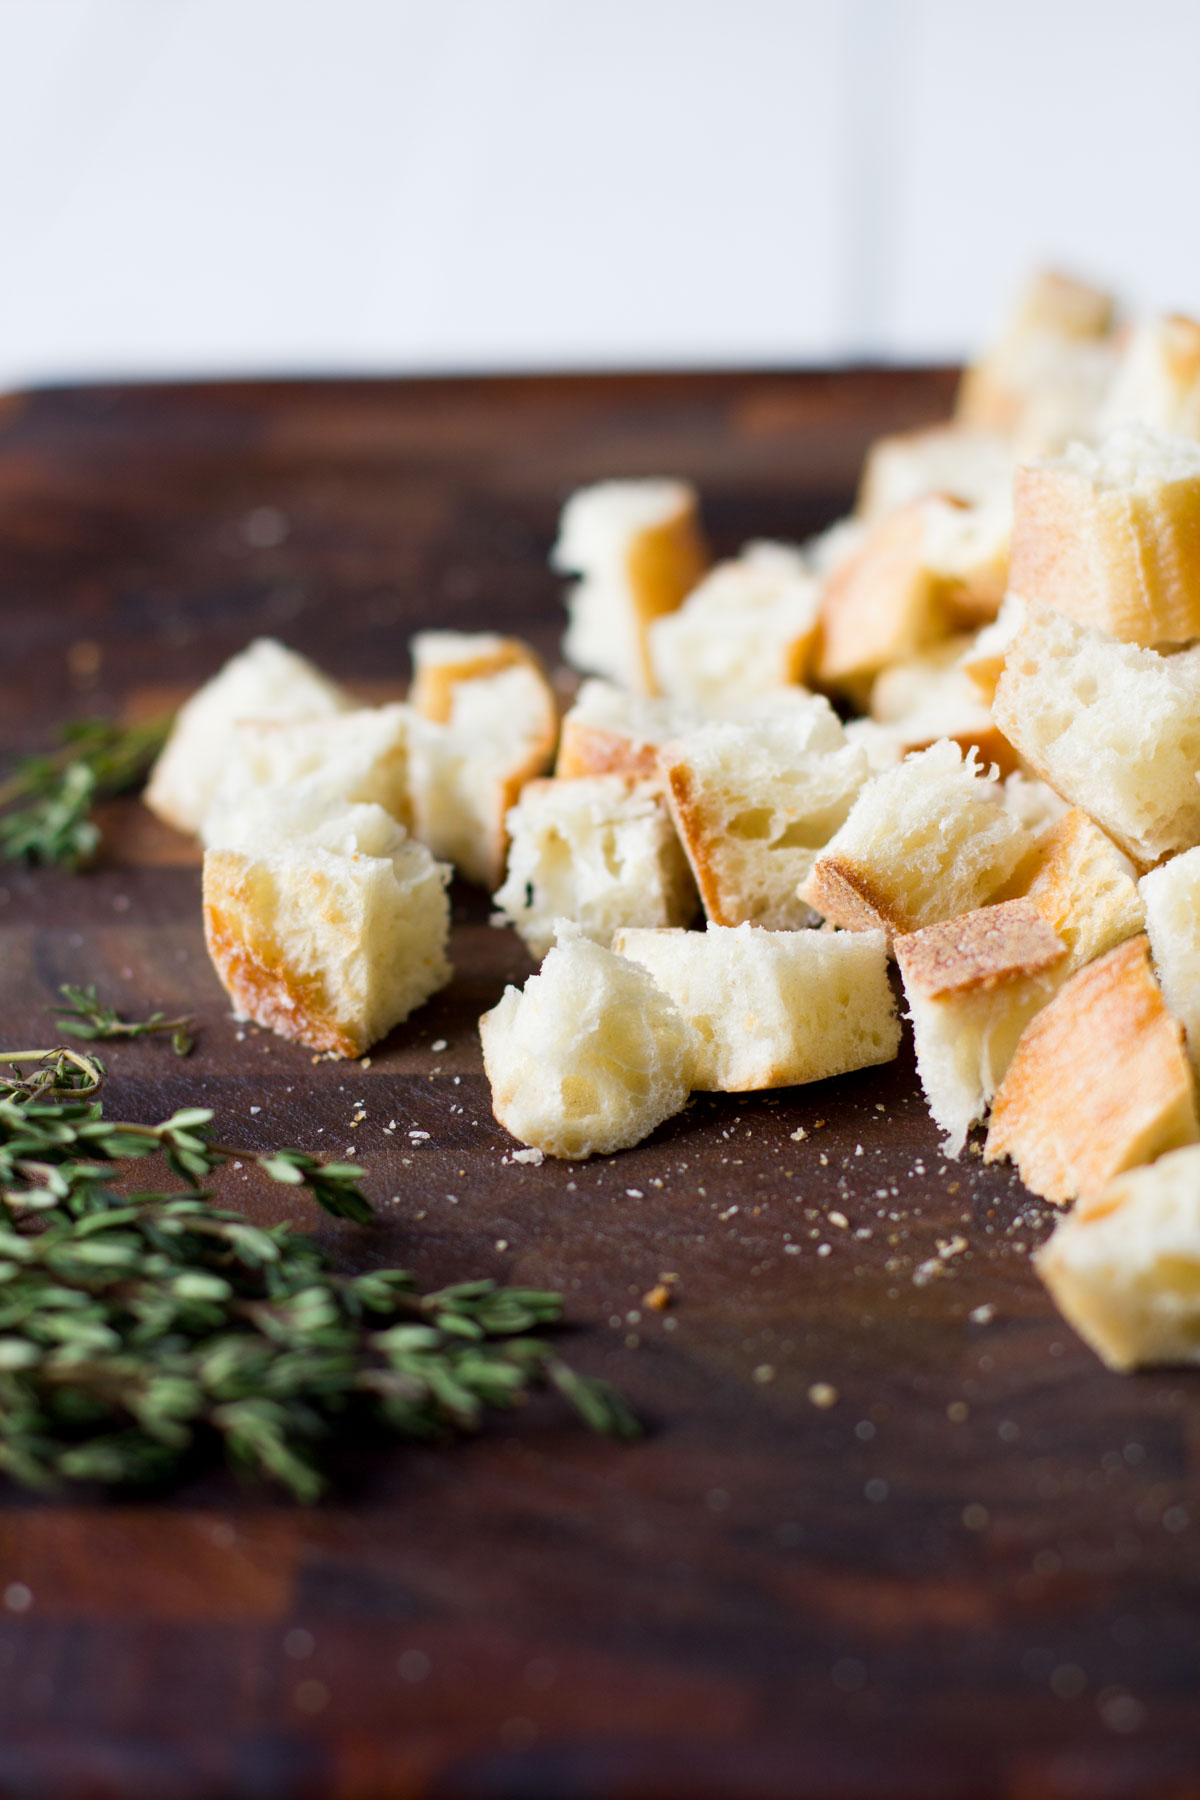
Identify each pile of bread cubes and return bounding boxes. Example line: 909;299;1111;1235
145;272;1200;1377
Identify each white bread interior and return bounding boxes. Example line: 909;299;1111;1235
956;269;1118;455
1099;313;1200;440
1036;1145;1200;1371
203;795;451;1058
1009;425;1200;645
555;679;707;781
869;636;1018;776
479;924;690;1159
659;697;870;929
409;660;558;889
202;704;413;846
983;935;1199;1205
798;739;1031;942
492;774;697;960
857;423;1014;523
554;479;709;693
896;898;1068;1156
992;605;1200;866
1140;846;1200;1081
409;631;540;723
145;638;353;836
612;921;899;1092
648;541;820;707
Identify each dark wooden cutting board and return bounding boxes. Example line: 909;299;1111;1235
0;370;1197;1800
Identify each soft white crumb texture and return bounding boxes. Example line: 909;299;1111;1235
203;799;451;1056
1036;1145;1200;1370
479;929;690;1158
648;541;819;706
145;638;353;835
993;607;1200;865
1141;847;1200;1080
202;704;412;845
493;775;696;960
807;740;1030;932
661;699;869;928
612;921;899;1091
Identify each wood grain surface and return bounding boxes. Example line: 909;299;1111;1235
0;370;1197;1800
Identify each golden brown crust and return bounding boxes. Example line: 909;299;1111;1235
816;503;948;689
984;936;1199;1203
624;503;710;691
895;898;1065;1000
797;857;901;937
1009;456;1200;646
555;721;662;781
203;855;361;1058
1016;807;1145;964
658;760;728;924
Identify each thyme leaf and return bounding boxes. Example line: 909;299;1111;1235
0;715;172;870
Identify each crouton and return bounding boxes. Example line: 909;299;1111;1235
145;638;353;836
480;925;690;1158
554;479;709;692
799;740;1031;942
492;774;697;960
983;936;1199;1204
648;541;820;706
896;898;1068;1155
203;797;451;1058
612;922;899;1092
1036;1145;1200;1370
992;606;1200;866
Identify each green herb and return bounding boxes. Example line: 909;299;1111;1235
0;715;172;870
51;984;195;1056
0;1048;637;1497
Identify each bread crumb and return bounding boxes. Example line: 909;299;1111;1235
510;1147;544;1165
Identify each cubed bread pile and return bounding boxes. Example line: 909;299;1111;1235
146;268;1200;1378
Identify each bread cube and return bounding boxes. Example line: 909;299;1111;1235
554;479;709;693
1016;807;1145;974
1036;1146;1200;1370
492;775;697;960
1139;846;1200;1080
1099;313;1200;440
410;661;558;889
799;740;1031;942
957;269;1118;454
480;927;690;1159
869;637;1019;776
992;606;1200;866
984;936;1199;1204
648;541;820;706
858;423;1014;522
1010;426;1200;646
612;922;899;1092
408;631;540;723
659;699;870;930
555;679;706;781
202;704;413;845
896;899;1068;1156
204;798;451;1058
959;595;1026;705
145;638;353;835
816;495;1009;691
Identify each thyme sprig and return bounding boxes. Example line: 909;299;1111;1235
0;1052;637;1496
0;715;172;870
50;984;195;1056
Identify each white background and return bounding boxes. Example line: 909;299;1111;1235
2;0;1198;387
